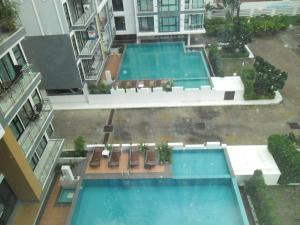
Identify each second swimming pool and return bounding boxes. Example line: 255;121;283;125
118;42;211;88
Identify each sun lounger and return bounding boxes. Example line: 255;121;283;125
128;146;140;168
108;146;121;167
144;146;157;169
89;147;104;168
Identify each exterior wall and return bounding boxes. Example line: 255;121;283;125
22;35;83;90
114;0;137;35
0;128;42;202
18;0;69;36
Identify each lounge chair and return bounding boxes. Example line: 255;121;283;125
89;147;104;168
128;146;140;168
108;146;121;167
144;146;157;169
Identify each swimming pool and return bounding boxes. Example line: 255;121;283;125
118;42;211;88
69;149;249;225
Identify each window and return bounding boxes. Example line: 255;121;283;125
36;136;47;158
0;53;16;83
29;153;39;170
9;116;24;140
0;180;17;225
63;3;72;28
46;125;54;138
138;17;154;32
32;89;42;105
184;14;203;30
13;44;26;67
159;16;179;32
137;0;153;12
18;100;34;128
185;0;189;9
192;0;203;9
159;0;179;11
112;0;124;11
114;16;126;30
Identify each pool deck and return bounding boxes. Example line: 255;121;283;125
100;54;121;82
85;152;171;179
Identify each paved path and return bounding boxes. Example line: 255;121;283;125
53;34;300;146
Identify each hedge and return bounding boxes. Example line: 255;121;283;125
241;68;256;100
88;83;111;94
245;170;282;225
268;134;300;184
220;46;249;58
208;45;223;77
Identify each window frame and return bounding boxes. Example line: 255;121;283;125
138;17;154;32
159;16;179;32
12;44;26;67
137;0;153;12
114;16;126;31
112;0;124;11
159;0;179;12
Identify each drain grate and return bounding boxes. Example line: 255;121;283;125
103;125;114;132
288;122;300;129
194;122;205;130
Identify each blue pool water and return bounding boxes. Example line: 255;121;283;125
57;189;74;204
172;149;230;178
118;42;211;88
70;149;249;225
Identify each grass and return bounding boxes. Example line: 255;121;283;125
266;185;300;225
221;58;254;76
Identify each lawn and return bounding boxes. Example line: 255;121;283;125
221;58;254;76
267;185;300;225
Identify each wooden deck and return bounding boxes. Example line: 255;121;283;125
85;152;166;175
101;54;121;82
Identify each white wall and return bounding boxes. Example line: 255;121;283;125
114;0;137;35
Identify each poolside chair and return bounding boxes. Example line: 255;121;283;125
144;146;157;169
89;147;104;168
108;146;121;167
128;146;140;168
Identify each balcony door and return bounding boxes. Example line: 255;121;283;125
0;54;17;83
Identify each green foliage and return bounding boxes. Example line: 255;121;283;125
61;150;87;157
268;134;300;184
88;82;111;94
245;170;282;225
0;0;18;32
208;44;223;77
205;18;225;36
227;20;252;53
162;80;173;92
241;57;288;100
105;144;113;152
139;143;148;153
156;143;172;164
74;136;86;156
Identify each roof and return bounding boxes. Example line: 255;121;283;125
227;145;281;176
211;76;244;91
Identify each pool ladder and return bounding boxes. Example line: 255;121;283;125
121;169;130;178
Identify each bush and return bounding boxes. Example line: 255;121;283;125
241;68;256;100
0;0;18;31
61;150;87;157
245;170;282;225
74;136;86;157
88;82;111;94
204;18;225;36
268;134;300;184
220;46;249;58
156;143;172;164
208;44;223;77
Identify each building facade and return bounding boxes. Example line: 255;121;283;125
112;0;206;45
0;19;64;225
17;0;116;95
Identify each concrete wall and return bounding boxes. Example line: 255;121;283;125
18;0;69;36
114;0;137;35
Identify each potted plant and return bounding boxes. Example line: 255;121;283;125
162;80;173;92
139;143;148;153
0;0;18;32
156;143;172;164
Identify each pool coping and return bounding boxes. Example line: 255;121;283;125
116;42;213;90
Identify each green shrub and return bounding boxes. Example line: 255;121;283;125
268;134;300;184
162;80;173;92
74;136;86;156
245;170;282;225
0;0;18;31
241;68;256;100
208;44;223;77
204;18;225;36
220;46;249;58
156;143;172;164
88;82;111;94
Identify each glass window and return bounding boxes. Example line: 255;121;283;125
36;136;47;158
137;0;153;12
9;116;24;140
12;44;26;67
46;125;54;138
112;0;124;11
30;153;39;170
0;53;16;83
32;89;42;105
18;100;34;127
184;14;203;30
138;17;154;32
159;16;179;32
192;0;203;9
159;0;179;11
114;16;126;30
185;0;190;9
0;180;17;225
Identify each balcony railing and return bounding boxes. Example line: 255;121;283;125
18;100;53;156
71;3;96;30
0;65;40;116
78;37;100;58
85;56;104;80
34;139;64;187
184;24;204;31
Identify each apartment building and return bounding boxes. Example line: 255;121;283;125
17;0;115;95
0;18;64;225
112;0;206;45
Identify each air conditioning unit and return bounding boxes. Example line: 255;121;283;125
83;4;90;13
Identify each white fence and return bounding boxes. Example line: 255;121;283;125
207;1;300;18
